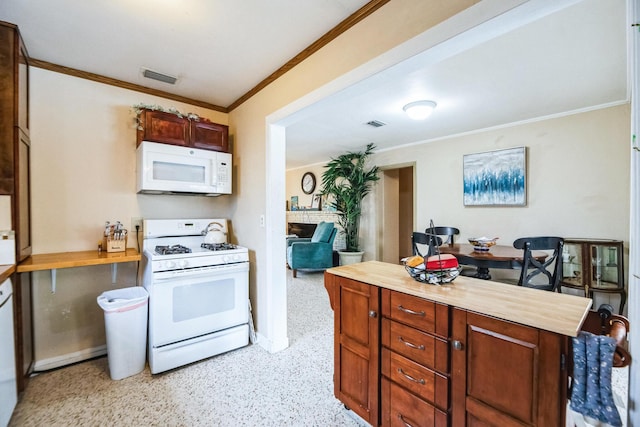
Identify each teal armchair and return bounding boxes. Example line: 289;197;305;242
287;221;337;278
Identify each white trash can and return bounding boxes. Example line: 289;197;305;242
97;287;149;380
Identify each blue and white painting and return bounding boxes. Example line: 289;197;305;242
463;147;526;206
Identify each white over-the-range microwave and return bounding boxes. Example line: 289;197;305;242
136;141;232;196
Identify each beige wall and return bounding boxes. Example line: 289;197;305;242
366;104;631;294
29;68;232;365
285;164;326;210
370;105;630;248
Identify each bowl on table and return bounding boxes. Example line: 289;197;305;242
468;237;498;252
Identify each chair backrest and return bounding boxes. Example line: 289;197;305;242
513;236;564;292
426;226;460;245
412;232;440;257
311;221;336;244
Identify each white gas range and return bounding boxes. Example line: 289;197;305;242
141;218;250;374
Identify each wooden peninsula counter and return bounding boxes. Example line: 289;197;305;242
324;261;592;427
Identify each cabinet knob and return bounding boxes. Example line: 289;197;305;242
369;310;377;318
452;340;464;351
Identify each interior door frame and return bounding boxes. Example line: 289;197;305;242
376;163;416;263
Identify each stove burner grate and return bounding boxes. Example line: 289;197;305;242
201;243;238;251
155;244;192;255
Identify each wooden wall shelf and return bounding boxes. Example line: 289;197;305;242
17;248;141;293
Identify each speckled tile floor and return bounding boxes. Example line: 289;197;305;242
9;270;365;427
9;271;629;426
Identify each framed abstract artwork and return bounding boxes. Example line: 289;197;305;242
463;147;527;206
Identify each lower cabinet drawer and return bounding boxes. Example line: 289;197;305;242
381;348;449;411
381;377;449;427
382;318;449;373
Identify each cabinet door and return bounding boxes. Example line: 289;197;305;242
16;130;31;260
0;24;16;195
14;272;33;393
451;309;567;427
17;35;29;135
332;275;380;426
191;120;229;152
137;110;189;146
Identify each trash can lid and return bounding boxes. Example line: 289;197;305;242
97;286;149;313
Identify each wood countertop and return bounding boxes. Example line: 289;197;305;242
0;264;16;283
326;261;592;337
17;248;141;273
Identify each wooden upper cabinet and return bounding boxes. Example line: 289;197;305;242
191;120;229;152
0;21;32;259
137;110;189;147
136;108;229;152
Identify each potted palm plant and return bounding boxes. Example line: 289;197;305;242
321;143;379;265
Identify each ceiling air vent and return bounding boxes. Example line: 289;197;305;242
142;68;178;85
366;120;386;128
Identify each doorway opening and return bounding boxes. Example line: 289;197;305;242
379;164;414;264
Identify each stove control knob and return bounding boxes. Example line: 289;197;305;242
179;260;189;269
166;261;176;269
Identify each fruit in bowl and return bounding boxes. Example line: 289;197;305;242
468;237;498;251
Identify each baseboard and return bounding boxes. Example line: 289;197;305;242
256;332;289;353
33;345;107;372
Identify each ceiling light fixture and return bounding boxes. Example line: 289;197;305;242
403;100;437;120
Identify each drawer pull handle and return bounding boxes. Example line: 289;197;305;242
398;413;415;427
397;368;425;385
397;305;425;317
452;340;464;351
398;336;425;350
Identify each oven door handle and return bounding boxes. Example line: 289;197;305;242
152;262;249;280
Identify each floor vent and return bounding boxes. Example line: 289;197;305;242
366;120;386;127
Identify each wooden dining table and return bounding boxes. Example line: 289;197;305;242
438;243;548;280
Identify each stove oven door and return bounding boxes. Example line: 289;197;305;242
147;262;249;347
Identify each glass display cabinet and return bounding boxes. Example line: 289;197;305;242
560;238;626;314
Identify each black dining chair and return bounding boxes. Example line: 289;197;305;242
425;226;460;245
513;236;564;292
426;225;477;276
411;232;441;258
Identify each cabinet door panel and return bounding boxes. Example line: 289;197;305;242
465;397;528;427
191;121;229;152
466;318;537;424
18;39;29;133
451;309;567;427
334;277;379;426
17;130;31;260
138;110;189;146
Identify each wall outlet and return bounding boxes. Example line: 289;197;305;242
260;214;265;228
131;217;143;233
